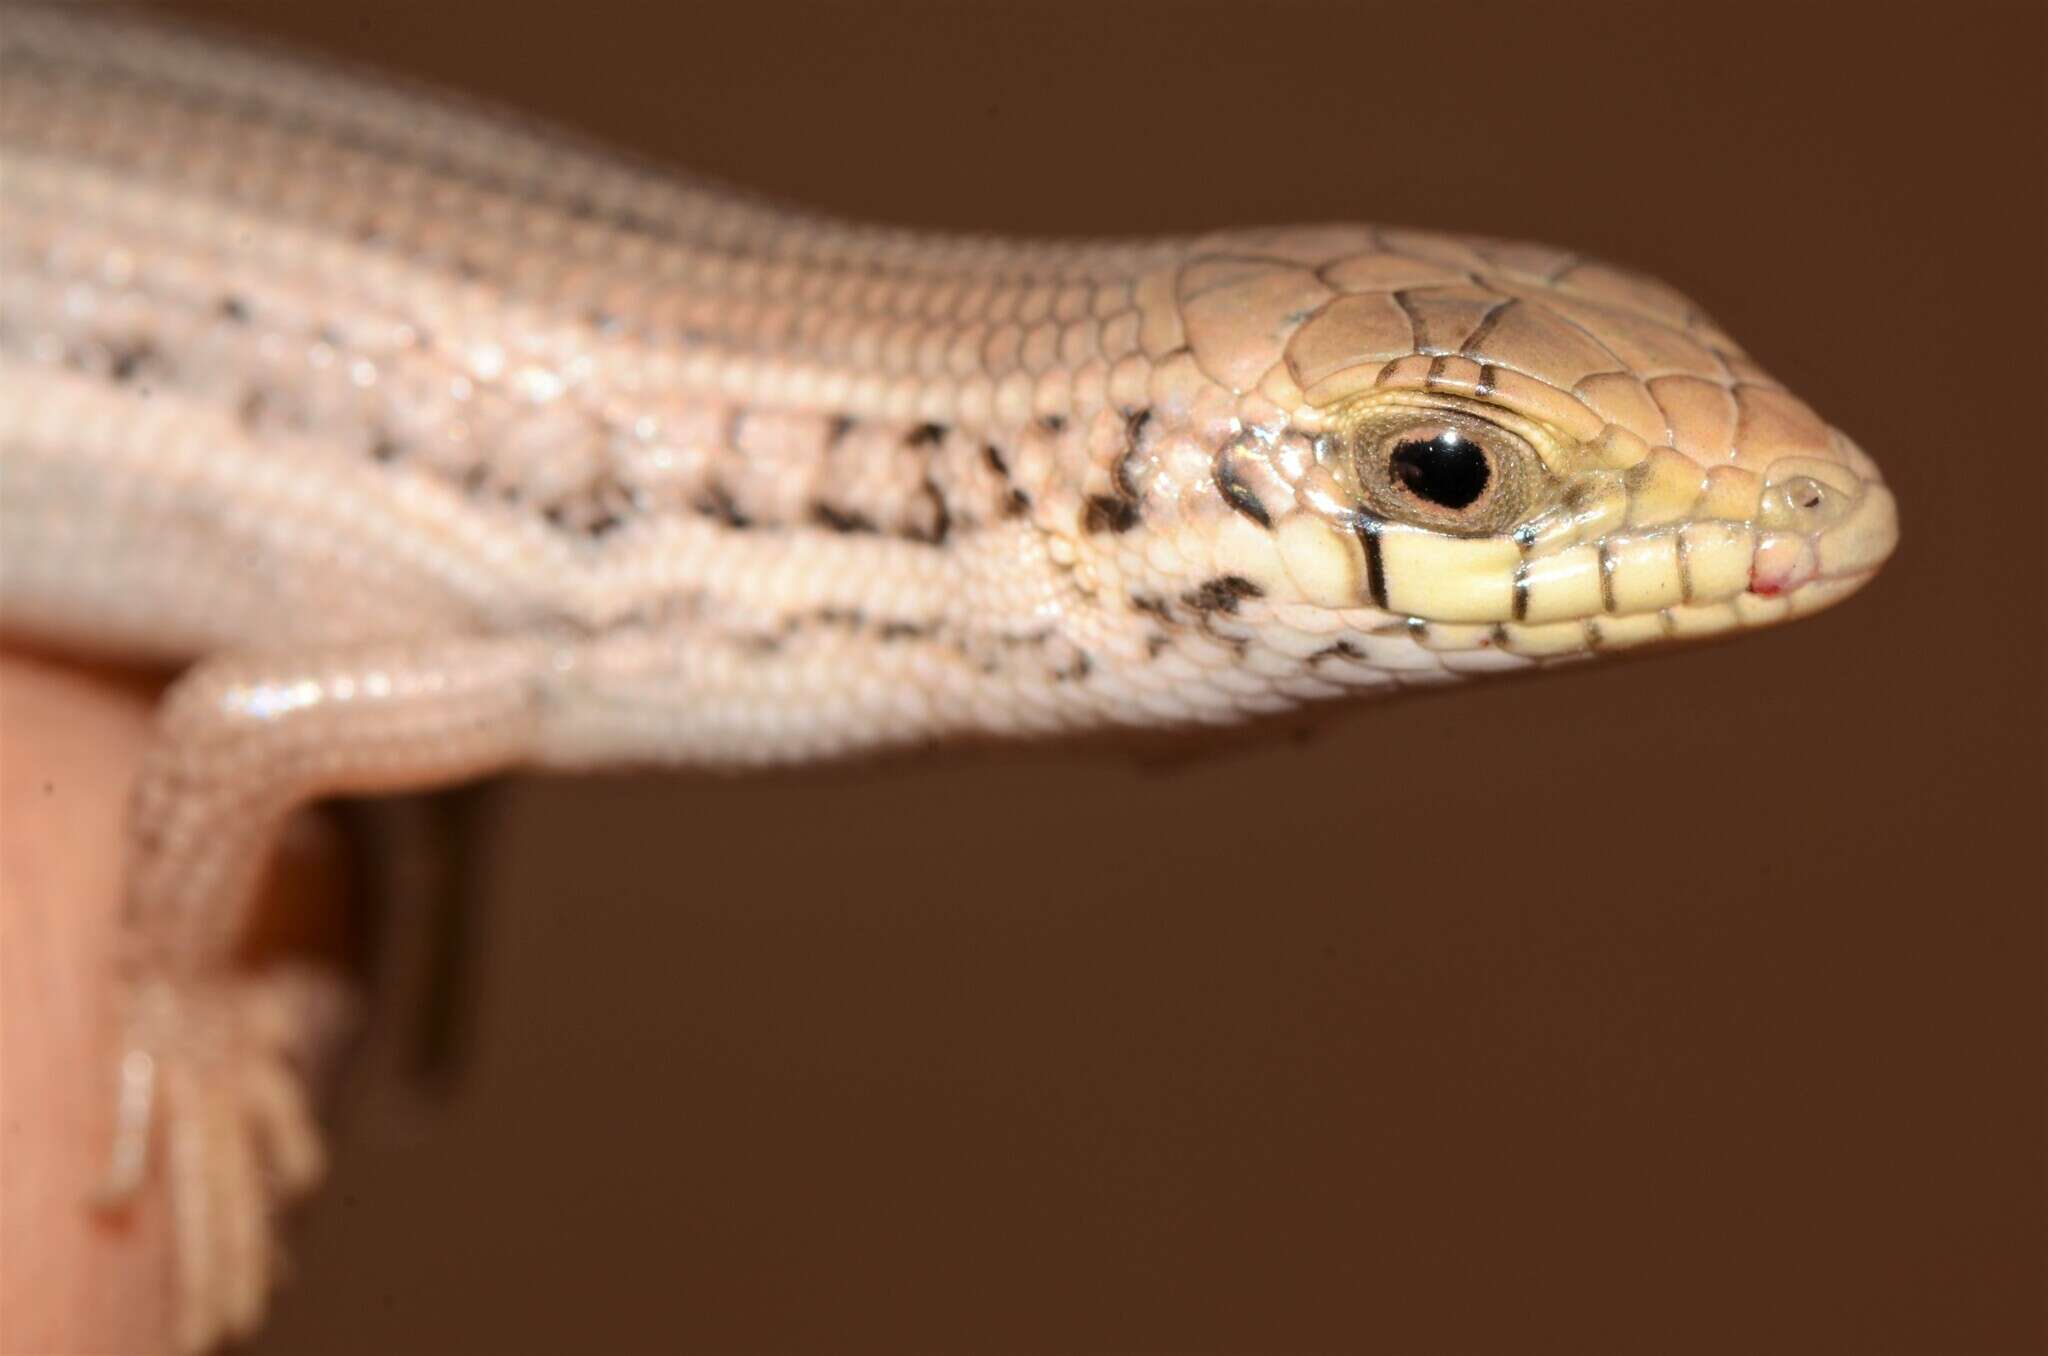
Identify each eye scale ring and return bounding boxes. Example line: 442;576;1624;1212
1388;427;1491;510
1333;395;1558;538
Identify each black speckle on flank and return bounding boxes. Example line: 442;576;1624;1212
1082;423;1149;535
695;483;751;529
1081;493;1146;536
811;502;879;534
106;339;154;384
916;478;953;545
1083;494;1140;534
1111;449;1142;504
1182;575;1264;614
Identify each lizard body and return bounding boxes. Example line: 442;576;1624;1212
0;9;1898;1349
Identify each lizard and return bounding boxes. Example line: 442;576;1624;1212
0;6;1899;1349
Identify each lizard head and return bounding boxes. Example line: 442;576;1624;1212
1094;227;1897;689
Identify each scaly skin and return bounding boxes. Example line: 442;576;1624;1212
0;7;1898;1350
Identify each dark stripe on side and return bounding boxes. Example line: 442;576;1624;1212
1355;515;1389;609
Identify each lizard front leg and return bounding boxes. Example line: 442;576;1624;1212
100;632;556;1353
109;614;986;1350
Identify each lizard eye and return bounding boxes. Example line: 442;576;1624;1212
1349;408;1543;536
1387;426;1490;510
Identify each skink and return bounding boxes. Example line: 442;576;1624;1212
0;8;1899;1350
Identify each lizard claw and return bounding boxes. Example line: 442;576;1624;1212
95;967;355;1352
94;1045;161;1207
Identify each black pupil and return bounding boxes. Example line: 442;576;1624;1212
1390;431;1490;510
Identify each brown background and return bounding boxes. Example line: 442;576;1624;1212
140;1;2044;1352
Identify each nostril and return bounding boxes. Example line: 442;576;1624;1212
1759;470;1859;532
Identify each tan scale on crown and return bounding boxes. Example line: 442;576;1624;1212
1083;223;1896;683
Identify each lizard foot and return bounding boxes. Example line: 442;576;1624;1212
99;965;355;1353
